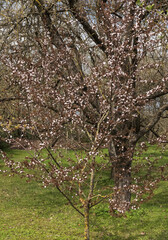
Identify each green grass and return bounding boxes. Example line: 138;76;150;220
0;147;168;239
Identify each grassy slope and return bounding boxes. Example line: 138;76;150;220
0;148;168;240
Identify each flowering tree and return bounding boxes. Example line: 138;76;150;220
1;0;168;239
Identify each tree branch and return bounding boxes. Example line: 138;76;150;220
0;97;23;102
0;13;31;52
33;0;63;46
136;104;168;142
69;0;106;53
56;185;84;217
146;87;168;100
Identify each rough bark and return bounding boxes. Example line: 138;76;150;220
112;156;132;213
109;136;134;213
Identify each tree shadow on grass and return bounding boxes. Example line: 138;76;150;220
91;182;168;240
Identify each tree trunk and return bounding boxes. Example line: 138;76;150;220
84;202;90;240
109;139;133;213
112;160;132;213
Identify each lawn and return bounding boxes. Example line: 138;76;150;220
0;147;168;240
